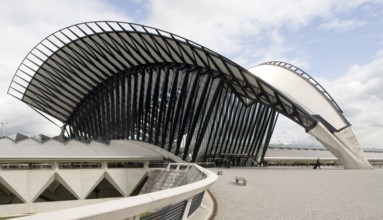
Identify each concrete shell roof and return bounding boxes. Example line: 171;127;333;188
250;62;349;131
8;21;325;131
0;137;163;160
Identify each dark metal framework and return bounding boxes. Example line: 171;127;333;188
8;21;320;162
66;63;277;162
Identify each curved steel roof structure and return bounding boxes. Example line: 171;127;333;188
8;21;372;169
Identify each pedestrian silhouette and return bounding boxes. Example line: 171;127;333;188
313;158;321;169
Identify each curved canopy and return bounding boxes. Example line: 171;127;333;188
8;21;316;130
7;21;371;169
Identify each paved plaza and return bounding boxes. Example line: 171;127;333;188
208;167;383;220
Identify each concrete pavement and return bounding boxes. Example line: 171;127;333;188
207;167;383;220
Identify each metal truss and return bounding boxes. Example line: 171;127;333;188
64;63;277;162
8;21;320;162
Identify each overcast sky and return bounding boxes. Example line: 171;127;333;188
0;0;382;148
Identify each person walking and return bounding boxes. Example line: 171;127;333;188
313;158;321;169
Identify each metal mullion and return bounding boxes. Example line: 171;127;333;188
247;105;266;156
57;45;103;85
96;31;136;68
186;42;209;67
30;85;73;116
83;34;123;72
70;119;78;138
60;30;117;77
253;108;275;159
236;105;253;154
53;51;98;91
132;70;139;140
76;23;122;71
14;70;30;85
143;69;153;142
134;31;167;64
206;87;227;158
137;69;146;140
163;69;179;150
175;41;198;65
176;70;200;155
60;29;117;78
150;30;179;62
37;61;86;100
126;71;133;139
23;58;84;101
260;112;278;161
116;23;149;64
113;31;147;65
44;37;104;84
46;55;91;95
44;38;106;87
51;40;109;82
93;89;102;138
126;32;158;63
168;36;188;63
29;50;89;102
212;88;232;156
237;106;253;155
242;105;260;154
150;69;161;143
249;105;268;156
222;62;251;97
115;74;121;139
203;53;222;73
233;105;251;155
221;94;239;153
161;38;184;63
110;79;116;139
227;103;246;154
193;76;216;148
99;84;107;139
74;117;82;138
74;38;119;76
101;32;136;67
286;106;304;126
169;68;191;155
82;101;92;139
23;92;67;121
89;97;98;139
10;79;27;93
192;79;224;161
120;73;126;139
102;82;110;139
182;75;212;160
156;67;170;146
77;109;86;138
18;69;76;106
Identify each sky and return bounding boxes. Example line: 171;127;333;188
0;0;382;148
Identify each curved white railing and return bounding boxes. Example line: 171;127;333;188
15;163;217;220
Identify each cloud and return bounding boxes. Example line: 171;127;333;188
0;0;131;137
141;0;369;67
319;18;366;33
324;50;383;148
1;0;381;151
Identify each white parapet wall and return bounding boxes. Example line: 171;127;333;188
12;163;218;220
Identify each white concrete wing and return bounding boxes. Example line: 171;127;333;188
249;63;372;169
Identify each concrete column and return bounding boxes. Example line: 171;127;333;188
182;197;193;220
